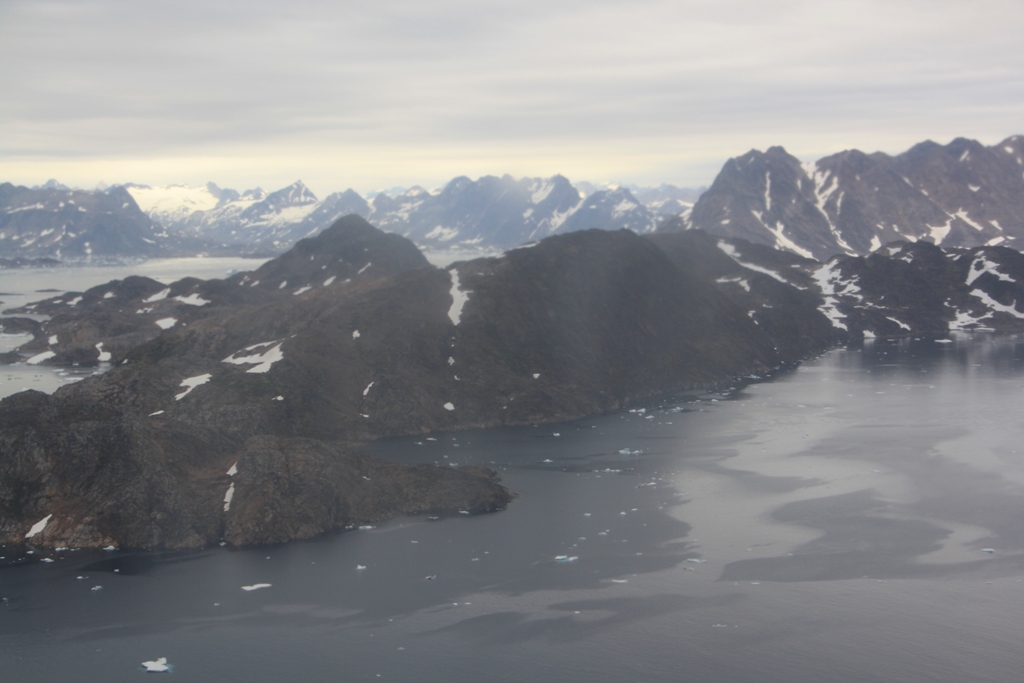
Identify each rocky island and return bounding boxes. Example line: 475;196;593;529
3;215;1024;550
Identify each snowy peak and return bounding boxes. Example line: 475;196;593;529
676;135;1024;260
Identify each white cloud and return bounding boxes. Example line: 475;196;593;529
1;0;1021;192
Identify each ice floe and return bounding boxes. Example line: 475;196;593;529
241;583;271;591
141;657;171;673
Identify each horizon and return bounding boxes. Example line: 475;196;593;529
2;1;1022;198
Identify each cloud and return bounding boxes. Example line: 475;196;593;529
1;0;1022;192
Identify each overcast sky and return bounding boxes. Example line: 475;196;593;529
1;0;1022;196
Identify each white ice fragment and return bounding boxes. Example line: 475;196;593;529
27;350;56;365
554;555;578;563
352;330;360;339
25;514;52;539
241;583;271;591
443;402;455;411
532;373;540;379
141;657;171;673
155;317;177;330
356;564;367;570
175;373;212;400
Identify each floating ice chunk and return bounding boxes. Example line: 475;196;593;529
91;585;103;591
356;564;367;570
532;373;540;379
685;558;707;564
443;402;455;411
103;545;117;551
175;373;211;400
352;330;360;339
241;583;271;591
25;514;52;538
141;657;171;673
359;525;375;531
935;339;953;344
611;579;628;584
155;317;177;330
144;288;170;303
26;350;56;365
554;555;578;563
174;293;210;306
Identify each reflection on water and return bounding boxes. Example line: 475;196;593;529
1;336;1023;682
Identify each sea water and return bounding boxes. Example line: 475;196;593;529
0;277;1022;681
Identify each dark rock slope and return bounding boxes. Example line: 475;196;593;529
672;135;1024;260
0;217;801;550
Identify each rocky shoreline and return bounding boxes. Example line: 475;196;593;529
3;215;1023;550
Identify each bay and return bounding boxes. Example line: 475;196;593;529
0;292;1022;680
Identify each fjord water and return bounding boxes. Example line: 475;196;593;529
2;336;1023;682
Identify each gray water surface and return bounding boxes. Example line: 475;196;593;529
2;336;1022;682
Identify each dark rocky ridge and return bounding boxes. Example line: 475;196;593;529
0;217;793;550
5;215;1024;550
672;135;1024;260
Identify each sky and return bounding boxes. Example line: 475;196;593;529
1;0;1022;197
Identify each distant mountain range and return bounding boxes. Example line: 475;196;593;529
126;175;687;253
667;135;1024;261
3;134;1023;262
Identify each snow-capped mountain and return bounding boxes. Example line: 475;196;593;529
366;175;660;249
126;181;370;253
668;135;1024;261
0;183;202;260
126;176;671;253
